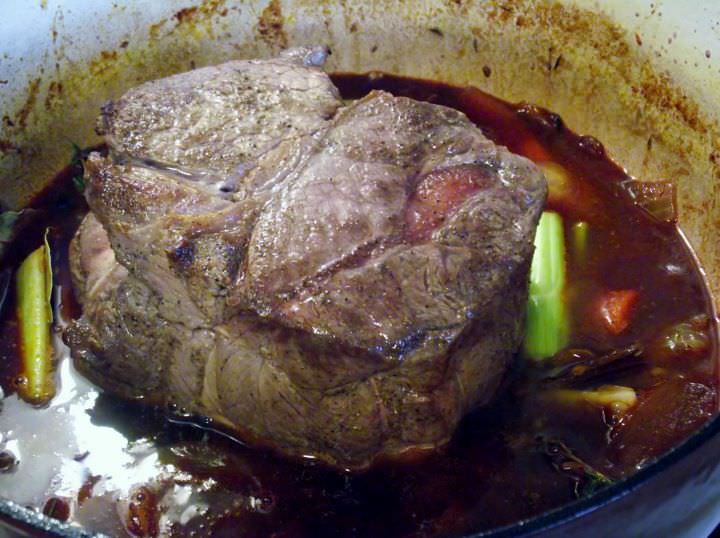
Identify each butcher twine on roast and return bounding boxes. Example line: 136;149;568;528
65;46;547;470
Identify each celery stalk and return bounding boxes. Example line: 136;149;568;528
572;221;589;262
16;232;55;405
524;211;569;360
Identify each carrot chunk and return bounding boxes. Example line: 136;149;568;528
599;289;639;334
520;138;551;163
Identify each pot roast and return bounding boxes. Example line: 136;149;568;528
65;47;547;469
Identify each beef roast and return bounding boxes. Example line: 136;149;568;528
65;47;547;469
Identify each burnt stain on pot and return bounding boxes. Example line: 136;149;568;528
14;77;41;130
484;0;709;138
0;139;19;155
43;81;63;111
88;51;119;78
173;0;228;31
148;1;229;41
256;0;288;49
175;6;202;24
148;21;166;40
0;1;712;164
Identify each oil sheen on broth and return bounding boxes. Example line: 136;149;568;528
0;74;716;537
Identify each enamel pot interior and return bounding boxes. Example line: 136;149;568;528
0;1;719;536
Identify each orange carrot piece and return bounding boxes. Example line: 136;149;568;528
520;138;551;163
599;289;639;334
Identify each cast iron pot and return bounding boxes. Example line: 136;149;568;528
1;1;719;536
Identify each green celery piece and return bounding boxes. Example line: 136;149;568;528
524;211;569;360
572;221;589;262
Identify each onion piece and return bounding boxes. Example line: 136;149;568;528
551;385;638;416
648;314;711;361
540;162;572;202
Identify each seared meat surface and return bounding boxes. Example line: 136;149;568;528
66;47;546;469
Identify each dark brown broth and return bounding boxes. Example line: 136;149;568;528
0;73;716;537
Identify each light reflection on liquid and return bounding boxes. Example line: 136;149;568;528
0;336;172;522
0;278;250;535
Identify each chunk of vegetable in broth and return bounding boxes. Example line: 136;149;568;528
540;162;572;203
571;221;589;264
552;385;638;416
610;380;715;470
521;138;551;163
599;289;639;335
524;211;569;360
648;315;711;362
15;231;55;405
